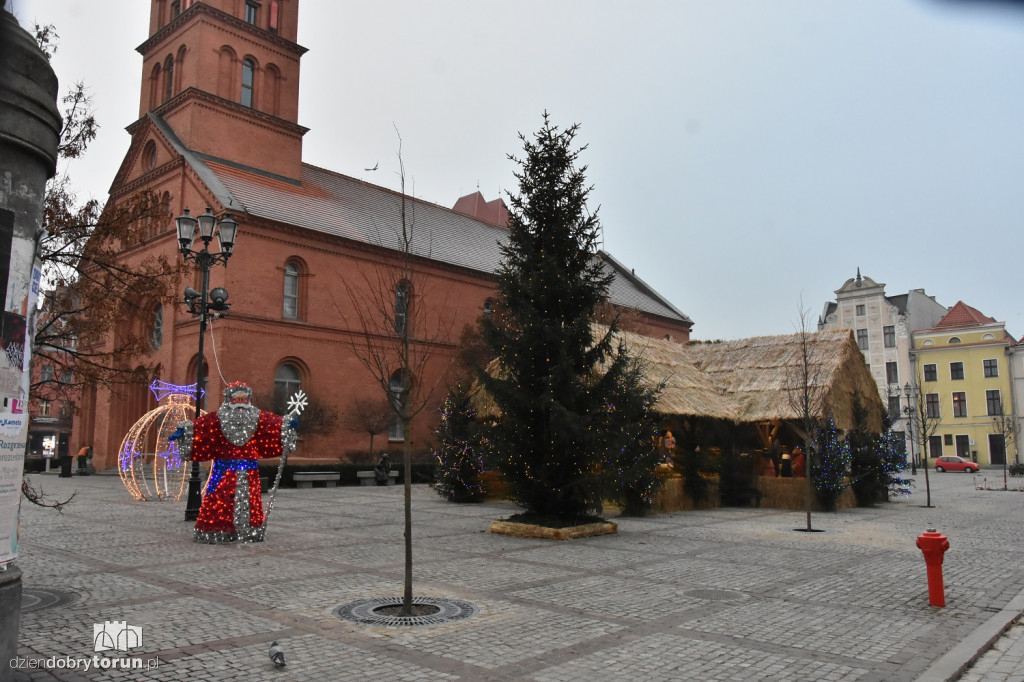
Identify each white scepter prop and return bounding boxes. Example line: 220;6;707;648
261;390;307;531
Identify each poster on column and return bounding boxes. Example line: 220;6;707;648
0;416;27;565
0;207;39;565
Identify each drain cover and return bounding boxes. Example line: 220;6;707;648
334;596;476;627
683;588;746;601
21;588;79;613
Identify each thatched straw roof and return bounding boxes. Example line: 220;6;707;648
619;328;882;430
472;326;883;432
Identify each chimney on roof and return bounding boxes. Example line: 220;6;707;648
452;191;509;228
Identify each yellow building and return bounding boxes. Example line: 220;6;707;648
910;302;1018;467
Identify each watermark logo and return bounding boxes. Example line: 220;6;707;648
94;620;143;652
9;619;158;673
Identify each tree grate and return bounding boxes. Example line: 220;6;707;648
21;588;79;613
334;596;476;627
683;588;747;601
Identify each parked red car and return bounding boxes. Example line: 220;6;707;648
933;456;979;473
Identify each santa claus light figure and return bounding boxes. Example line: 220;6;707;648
172;382;298;543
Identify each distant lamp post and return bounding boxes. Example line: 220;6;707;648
895;383;917;475
899;381;932;507
176;207;238;521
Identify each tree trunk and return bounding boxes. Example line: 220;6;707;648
401;416;413;615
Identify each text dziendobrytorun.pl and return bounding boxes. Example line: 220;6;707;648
9;656;160;671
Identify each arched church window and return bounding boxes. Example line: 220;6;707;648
164;55;175;102
388;370;411;441
151;304;163;349
143;141;157;171
283;262;299;319
241;58;255;108
394;281;410;336
274;363;302;402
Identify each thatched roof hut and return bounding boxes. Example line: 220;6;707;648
619;328;883;432
472;326;883;446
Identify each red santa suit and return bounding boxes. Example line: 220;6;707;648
177;383;297;543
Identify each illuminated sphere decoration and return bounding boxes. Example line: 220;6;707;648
119;381;206;501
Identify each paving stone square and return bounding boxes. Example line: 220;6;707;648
8;471;1024;681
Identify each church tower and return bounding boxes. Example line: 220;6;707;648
131;0;307;180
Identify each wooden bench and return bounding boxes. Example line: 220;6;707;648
293;471;341;488
356;470;399;486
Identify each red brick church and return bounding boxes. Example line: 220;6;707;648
72;0;693;470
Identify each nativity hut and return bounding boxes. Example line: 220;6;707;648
471;326;883;461
615;328;884;457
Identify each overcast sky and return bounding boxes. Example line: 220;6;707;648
8;0;1024;340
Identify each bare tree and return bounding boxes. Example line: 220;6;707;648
785;301;829;531
336;131;455;615
990;409;1018;490
31;25;184;398
905;374;940;507
346;398;392;455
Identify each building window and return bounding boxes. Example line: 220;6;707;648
143;140;157;171
948;337;961;344
955;435;970;458
856;304;865;316
59;401;72;418
170;0;181;20
60;369;73;384
928;435;942;459
152;304;163;349
883;325;895;348
274;363;302;402
888;396;901;420
39;399;50;416
388;370;410;441
269;0;279;32
952;392;967;418
241;58;255;107
885;361;899;385
950;362;964;380
394;282;410;336
40;365;54;383
983;359;998;378
924;364;937;382
164;56;174;102
283;262;299;319
926;393;940;419
856;328;868;350
986;389;1002;416
245;1;259;25
944;434;953;446
483;298;494;315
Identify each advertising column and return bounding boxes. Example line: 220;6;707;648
0;0;62;671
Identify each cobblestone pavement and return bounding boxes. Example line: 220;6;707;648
7;469;1024;681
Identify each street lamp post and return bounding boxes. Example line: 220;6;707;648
895;383;916;473
175;207;238;521
899;381;932;508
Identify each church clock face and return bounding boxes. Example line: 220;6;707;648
151;305;163;349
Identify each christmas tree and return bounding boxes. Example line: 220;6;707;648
810;418;851;511
874;416;913;499
848;396;883;506
599;364;665;516
480;114;637;523
432;385;486;503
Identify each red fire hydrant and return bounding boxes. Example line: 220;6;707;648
916;529;950;607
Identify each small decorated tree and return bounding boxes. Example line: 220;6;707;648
432;385;486;503
848;397;883;507
811;418;850;511
875;416;913;499
599;363;665;516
